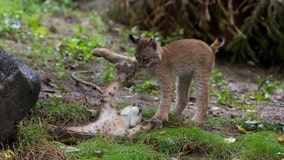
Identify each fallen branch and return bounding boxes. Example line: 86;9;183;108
71;70;103;94
101;62;136;104
92;48;138;66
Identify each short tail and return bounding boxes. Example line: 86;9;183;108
210;36;225;54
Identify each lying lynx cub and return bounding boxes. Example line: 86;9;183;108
129;35;224;126
51;62;142;138
67;104;142;136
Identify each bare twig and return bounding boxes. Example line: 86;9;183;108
71;70;103;94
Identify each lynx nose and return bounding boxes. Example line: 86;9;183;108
138;63;146;68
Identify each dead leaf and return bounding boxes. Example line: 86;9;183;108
182;142;196;152
0;150;15;160
236;125;247;134
277;135;284;142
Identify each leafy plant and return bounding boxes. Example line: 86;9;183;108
241;119;284;132
104;63;116;83
130;80;159;95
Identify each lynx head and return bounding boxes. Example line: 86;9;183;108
118;104;142;128
129;34;162;68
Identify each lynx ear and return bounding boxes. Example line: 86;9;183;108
149;39;157;50
129;34;139;44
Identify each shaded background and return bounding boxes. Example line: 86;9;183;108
105;0;284;67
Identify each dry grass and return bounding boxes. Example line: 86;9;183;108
18;141;66;160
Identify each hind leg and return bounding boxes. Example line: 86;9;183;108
171;74;193;115
188;72;210;126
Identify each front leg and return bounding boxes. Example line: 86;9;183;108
153;75;175;122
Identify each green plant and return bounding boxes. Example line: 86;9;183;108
130;80;159;95
255;75;280;95
240;119;284;132
104;63;116;83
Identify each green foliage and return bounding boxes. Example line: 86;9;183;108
255;75;280;94
104;63;116;83
0;0;73;40
130;80;159;95
0;0;108;80
210;68;228;91
241;119;284;132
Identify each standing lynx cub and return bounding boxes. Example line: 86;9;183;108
129;35;224;125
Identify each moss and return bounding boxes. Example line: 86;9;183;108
139;126;233;159
235;131;284;160
69;137;167;160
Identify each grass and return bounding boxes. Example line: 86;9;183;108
31;97;93;126
1;1;284;160
140;126;233;159
235;131;284;160
68;138;166;160
66;121;284;159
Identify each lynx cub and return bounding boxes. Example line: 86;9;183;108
67;104;142;136
129;35;224;125
52;62;142;137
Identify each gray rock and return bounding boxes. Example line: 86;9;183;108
0;46;41;142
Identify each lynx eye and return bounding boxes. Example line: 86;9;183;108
136;55;147;62
141;56;147;62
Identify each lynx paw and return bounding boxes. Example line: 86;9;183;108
127;118;163;137
186;119;203;126
153;113;169;122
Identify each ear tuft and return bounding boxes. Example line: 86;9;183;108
129;34;139;44
150;40;157;50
